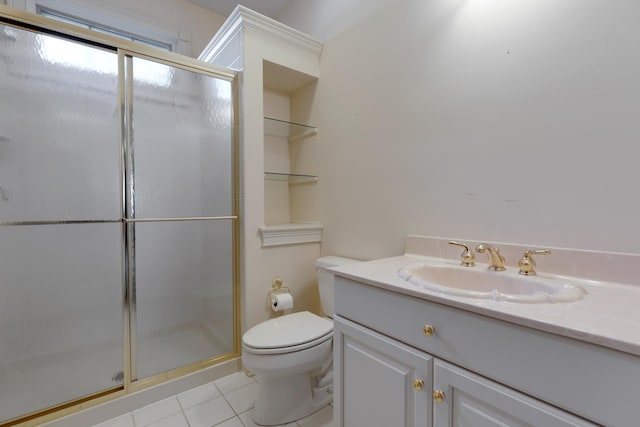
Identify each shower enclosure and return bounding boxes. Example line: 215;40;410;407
0;11;238;425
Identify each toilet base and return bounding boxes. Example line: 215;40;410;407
252;372;332;426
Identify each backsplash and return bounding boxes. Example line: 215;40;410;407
405;235;640;287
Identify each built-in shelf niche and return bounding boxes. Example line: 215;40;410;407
262;61;320;247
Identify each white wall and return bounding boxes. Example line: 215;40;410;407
278;0;395;42
280;0;640;259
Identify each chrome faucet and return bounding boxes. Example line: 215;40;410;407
448;241;475;267
475;244;506;271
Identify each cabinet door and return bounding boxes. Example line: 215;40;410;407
433;360;597;427
334;316;432;427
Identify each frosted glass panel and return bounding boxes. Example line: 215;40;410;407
0;24;237;421
134;220;234;379
0;223;123;423
131;57;234;219
0;25;120;222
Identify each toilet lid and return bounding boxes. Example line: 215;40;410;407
243;311;333;349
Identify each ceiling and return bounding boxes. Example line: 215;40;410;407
185;0;294;20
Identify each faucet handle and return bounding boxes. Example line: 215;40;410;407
448;241;475;267
518;249;551;276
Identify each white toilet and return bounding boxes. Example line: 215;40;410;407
242;256;359;426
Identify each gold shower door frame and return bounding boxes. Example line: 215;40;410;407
118;48;241;391
0;6;240;426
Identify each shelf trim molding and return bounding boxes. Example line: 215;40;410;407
259;222;323;247
199;5;323;63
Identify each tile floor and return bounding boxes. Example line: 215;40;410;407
93;372;334;427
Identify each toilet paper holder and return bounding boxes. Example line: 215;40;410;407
267;278;291;306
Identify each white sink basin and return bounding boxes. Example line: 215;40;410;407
397;262;586;303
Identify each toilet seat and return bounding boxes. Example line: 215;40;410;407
243;311;333;355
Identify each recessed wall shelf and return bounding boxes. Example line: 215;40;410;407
259;222;323;247
263;116;319;244
264;117;317;142
264;172;318;184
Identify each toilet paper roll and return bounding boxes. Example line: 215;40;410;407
271;293;293;312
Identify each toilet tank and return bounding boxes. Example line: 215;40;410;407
316;256;360;317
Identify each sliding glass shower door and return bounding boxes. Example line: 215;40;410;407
0;21;237;425
124;55;236;380
0;24;123;422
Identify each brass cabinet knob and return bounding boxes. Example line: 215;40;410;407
432;390;445;403
423;325;435;337
413;379;425;391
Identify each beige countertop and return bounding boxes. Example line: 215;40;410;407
332;243;640;357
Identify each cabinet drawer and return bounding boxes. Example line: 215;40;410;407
335;276;640;427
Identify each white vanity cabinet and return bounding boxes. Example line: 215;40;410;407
334;316;592;427
333;275;639;427
334;317;432;427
